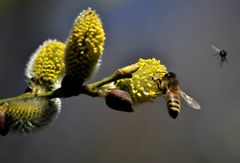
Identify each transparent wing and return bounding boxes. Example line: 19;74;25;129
179;90;201;109
211;44;220;52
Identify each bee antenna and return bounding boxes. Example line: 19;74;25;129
168;68;175;73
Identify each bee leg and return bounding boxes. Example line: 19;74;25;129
219;60;224;67
151;77;165;92
219;58;226;67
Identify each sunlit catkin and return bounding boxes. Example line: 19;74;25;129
26;39;65;90
64;8;105;84
115;58;168;104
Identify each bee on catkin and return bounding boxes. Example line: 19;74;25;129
153;72;200;119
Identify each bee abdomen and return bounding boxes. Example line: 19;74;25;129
166;95;180;119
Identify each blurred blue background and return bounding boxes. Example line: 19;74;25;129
1;0;240;162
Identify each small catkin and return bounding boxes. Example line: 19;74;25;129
115;58;168;104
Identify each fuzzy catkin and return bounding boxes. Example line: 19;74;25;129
26;39;65;90
115;58;168;104
64;8;105;83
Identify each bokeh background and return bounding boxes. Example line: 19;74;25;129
1;0;240;162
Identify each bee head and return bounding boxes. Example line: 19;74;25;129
219;50;227;58
164;72;176;80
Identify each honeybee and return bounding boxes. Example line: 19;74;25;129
211;44;227;67
153;72;200;119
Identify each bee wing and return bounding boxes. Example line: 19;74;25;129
211;44;220;52
179;90;201;109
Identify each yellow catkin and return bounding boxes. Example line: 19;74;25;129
0;97;61;134
64;8;105;83
115;58;168;104
26;40;65;90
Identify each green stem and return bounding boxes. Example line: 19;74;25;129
87;64;139;89
0;91;54;104
83;64;139;96
0;64;139;103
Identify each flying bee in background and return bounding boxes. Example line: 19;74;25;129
152;72;201;119
211;44;227;67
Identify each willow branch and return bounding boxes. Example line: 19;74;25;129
0;64;139;103
87;64;139;88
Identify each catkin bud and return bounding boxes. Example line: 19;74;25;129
0;110;7;135
115;58;168;104
105;89;134;112
0;98;61;135
64;8;105;84
26;39;65;90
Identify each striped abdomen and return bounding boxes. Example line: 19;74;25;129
165;90;180;119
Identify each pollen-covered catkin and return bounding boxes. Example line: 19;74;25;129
64;8;105;83
26;39;65;90
115;58;168;104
